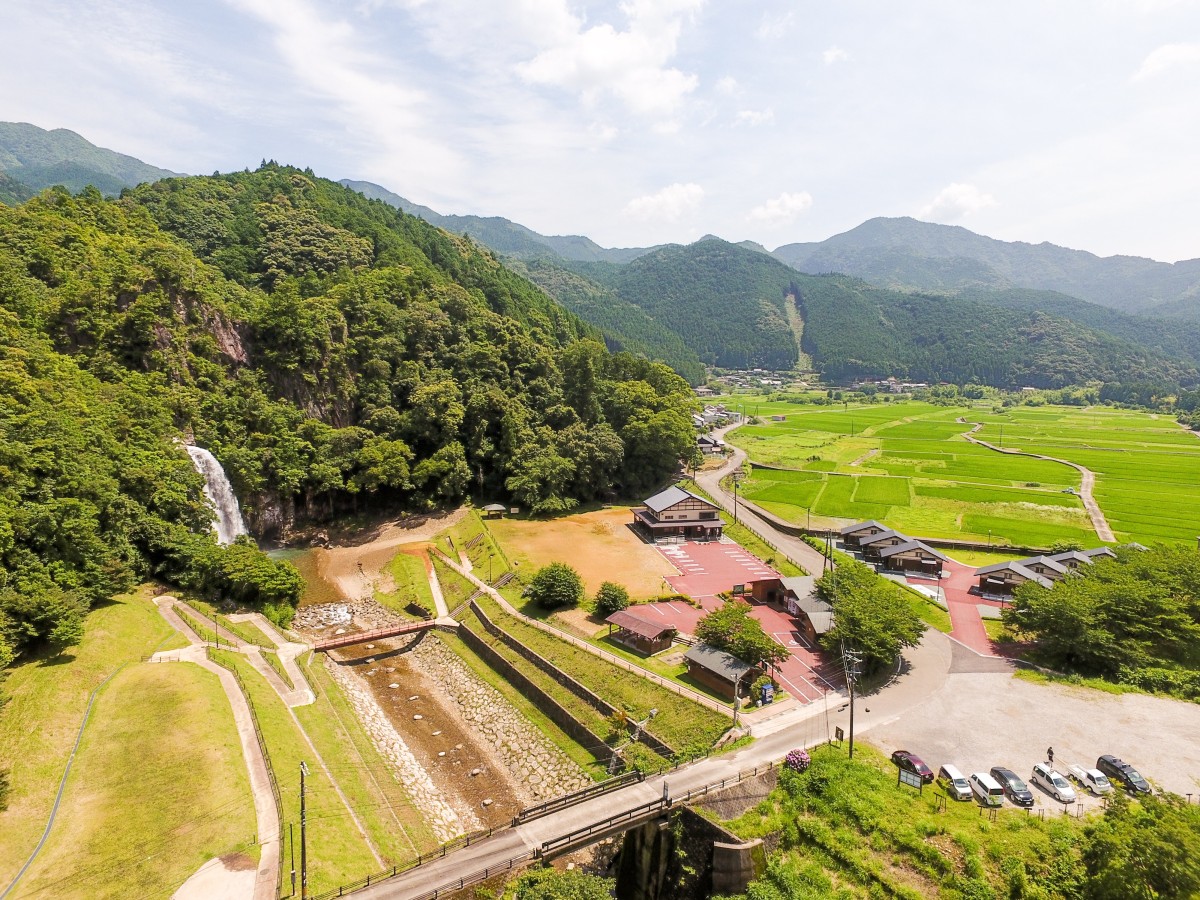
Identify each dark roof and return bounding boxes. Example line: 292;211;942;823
839;520;887;536
605;610;676;641
779;575;817;598
878;540;949;561
684;644;755;681
1016;555;1069;575
1083;547;1118;559
975;560;1053;588
858;529;904;546
643;485;714;513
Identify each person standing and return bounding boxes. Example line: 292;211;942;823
1047;746;1055;766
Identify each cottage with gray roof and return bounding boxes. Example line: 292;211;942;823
683;644;760;699
633;485;723;543
878;540;948;576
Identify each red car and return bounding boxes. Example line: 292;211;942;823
891;750;934;783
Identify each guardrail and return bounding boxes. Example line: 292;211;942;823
408;853;534;900
513;770;646;825
540;797;668;855
312;618;435;652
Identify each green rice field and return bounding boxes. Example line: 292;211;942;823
722;397;1200;548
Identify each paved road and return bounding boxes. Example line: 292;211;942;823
694;425;832;577
352;628;953;899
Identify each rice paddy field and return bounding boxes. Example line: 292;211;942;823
722;396;1200;548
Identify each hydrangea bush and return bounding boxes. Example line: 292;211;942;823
784;748;811;773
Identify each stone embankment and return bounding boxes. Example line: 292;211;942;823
292;598;404;633
322;656;472;842
408;637;592;802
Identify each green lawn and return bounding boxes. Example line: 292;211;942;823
378;549;436;617
13;663;257;900
0;588;177;889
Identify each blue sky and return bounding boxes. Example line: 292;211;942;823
4;0;1199;260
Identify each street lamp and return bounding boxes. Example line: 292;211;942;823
843;650;862;759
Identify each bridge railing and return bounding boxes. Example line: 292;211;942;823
539;797;668;855
312;617;434;651
513;770;645;826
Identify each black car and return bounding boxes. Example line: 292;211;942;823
990;766;1034;807
891;750;934;784
1096;755;1151;794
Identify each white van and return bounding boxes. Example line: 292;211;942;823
969;772;1004;807
938;765;972;801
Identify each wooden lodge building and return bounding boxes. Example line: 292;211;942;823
604;609;677;655
683;644;761;700
750;575;833;644
840;521;948;577
975;547;1117;596
633;486;723;543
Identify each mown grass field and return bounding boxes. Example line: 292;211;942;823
724;396;1199;548
12;663;257;900
0;588;185;891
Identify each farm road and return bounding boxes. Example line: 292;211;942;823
957;418;1115;543
695;423;832;577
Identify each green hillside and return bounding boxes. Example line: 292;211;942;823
796;274;1197;388
0;121;179;196
0;167;697;672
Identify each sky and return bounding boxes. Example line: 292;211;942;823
3;0;1199;261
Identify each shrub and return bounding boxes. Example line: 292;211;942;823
594;582;631;617
526;562;584;609
785;748;811;773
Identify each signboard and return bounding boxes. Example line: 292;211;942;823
898;769;924;792
835;726;844;742
732;584;746;595
760;684;774;705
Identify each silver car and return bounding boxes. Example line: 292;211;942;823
1031;763;1077;803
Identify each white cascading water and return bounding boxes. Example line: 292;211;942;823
186;446;250;545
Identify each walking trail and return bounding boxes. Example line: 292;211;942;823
957;418;1115;542
154;597;386;899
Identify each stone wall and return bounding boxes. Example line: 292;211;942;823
469;600;677;758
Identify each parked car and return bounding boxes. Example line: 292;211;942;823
1066;764;1112;795
969;772;1005;807
891;750;934;783
1096;755;1151;794
1031;763;1077;803
990;766;1035;807
938;765;972;801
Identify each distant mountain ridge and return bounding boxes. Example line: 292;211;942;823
0;122;180;197
773;216;1200;318
339;179;659;264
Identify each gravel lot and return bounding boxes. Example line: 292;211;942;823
866;668;1200;812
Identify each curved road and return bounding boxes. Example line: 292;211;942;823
958;418;1115;543
694;423;832;577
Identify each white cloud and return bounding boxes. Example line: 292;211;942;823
823;45;850;65
747;191;813;226
1132;42;1200;81
715;75;739;96
623;182;704;221
918;183;997;221
515;0;703;118
735;108;774;126
756;11;794;40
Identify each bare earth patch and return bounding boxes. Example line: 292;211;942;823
173;854;257;900
487;507;678;598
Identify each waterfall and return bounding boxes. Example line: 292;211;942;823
186;446;250;545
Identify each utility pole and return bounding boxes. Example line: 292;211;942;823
289;823;296;897
844;650;862;759
732;470;744;524
300;761;310;900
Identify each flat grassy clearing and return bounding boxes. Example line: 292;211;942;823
484;507;676;599
0;588;176;889
13;663;257;900
296;658;438;860
377;547;436;617
208;650;381;895
724;743;1088;898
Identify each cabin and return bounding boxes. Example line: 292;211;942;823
683;644;760;700
697;435;726;455
975;546;1117;595
877;540;948;576
604;610;677;655
633;486;723;542
839;521;891;548
974;561;1054;596
858;530;908;562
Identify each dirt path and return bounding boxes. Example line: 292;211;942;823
314;509;468;602
849;447;880;467
957;418;1116;543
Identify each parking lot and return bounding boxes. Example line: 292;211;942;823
866;666;1200;809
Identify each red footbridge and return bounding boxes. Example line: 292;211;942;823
312;618;437;652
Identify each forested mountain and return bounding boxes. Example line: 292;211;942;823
0;121;180;196
0;166;697;669
0;173;33;206
797;275;1198;388
339;179;658;263
774;217;1200;317
604;239;800;371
